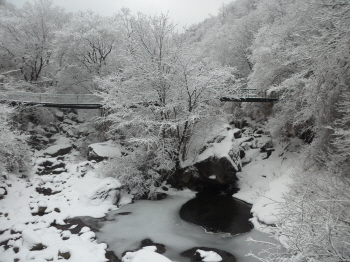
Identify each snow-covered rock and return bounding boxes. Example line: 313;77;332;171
36;158;66;176
194;155;238;184
122;246;172;262
86;177;121;205
27;251;54;261
33;125;47;135
182;247;235;262
66;129;75;137
11;223;27;234
75;125;91;136
88;140;123;162
195;128;240;171
75;115;85;123
37;200;48;214
22;229;45;251
259;140;273;151
80;231;96;242
169;127;241;189
55;110;64;121
232;128;242;138
67;112;78;121
61;230;71;240
196;249;222;261
240;141;252;151
63;118;76;125
58;246;71;259
44;144;72;157
0;186;7;199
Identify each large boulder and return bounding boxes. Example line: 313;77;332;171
193;129;241;186
194;156;238;184
44;144;72;157
169;128;241;190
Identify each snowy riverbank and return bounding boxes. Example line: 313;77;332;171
0;113;303;262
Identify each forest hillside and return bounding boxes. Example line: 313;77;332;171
0;0;349;261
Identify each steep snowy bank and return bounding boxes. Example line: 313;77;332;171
233;130;302;227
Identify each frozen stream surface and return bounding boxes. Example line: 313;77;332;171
97;193;275;262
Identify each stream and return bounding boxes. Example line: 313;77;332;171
96;193;275;262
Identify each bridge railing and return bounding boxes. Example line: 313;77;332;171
225;88;278;100
0;91;102;105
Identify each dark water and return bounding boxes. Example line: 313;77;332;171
96;194;275;262
180;192;253;235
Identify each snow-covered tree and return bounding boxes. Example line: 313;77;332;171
248;0;350;145
0;0;68;82
245;1;350;261
0;104;31;173
54;11;123;93
98;13;234;198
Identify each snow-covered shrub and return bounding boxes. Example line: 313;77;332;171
13;107;56;128
249;163;350;262
0;104;32;172
101;150;163;199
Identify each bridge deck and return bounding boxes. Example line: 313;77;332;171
220;97;278;102
0;89;278;108
0;92;103;109
221;88;278;102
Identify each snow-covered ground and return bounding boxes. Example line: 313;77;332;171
233;128;302;228
0;148;122;262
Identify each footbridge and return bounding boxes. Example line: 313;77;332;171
0;92;103;109
0;89;278;109
219;88;278;102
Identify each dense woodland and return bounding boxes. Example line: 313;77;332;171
0;0;349;261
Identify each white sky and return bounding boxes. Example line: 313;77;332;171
8;0;233;29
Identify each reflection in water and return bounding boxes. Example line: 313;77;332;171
97;195;275;262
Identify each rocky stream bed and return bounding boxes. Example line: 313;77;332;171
0;109;301;262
